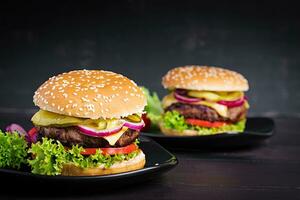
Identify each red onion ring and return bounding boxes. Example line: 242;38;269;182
174;91;200;103
6;123;27;135
5;123;31;143
123;120;145;131
217;97;246;107
78;123;124;137
78;118;145;137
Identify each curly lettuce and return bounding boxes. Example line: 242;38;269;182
140;86;163;126
162;111;246;135
28;138;140;176
0;131;28;169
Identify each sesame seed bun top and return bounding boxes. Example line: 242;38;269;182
33;70;147;119
162;65;249;91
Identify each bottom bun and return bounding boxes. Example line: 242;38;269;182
61;150;146;176
159;123;199;136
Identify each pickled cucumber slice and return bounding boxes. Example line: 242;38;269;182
82;119;108;130
187;91;220;101
125;114;141;122
221;91;244;101
31;110;84;127
31;110;122;130
187;90;243;101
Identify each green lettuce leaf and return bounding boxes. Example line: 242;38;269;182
28;138;140;176
140;86;163;125
163;110;188;131
162;111;246;135
0;131;28;169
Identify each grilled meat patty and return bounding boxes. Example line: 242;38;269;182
37;126;139;148
165;103;246;123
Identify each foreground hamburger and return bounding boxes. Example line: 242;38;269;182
29;70;147;176
160;66;249;136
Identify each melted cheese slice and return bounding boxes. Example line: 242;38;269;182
162;93;178;109
103;127;129;146
195;101;228;117
162;93;229;118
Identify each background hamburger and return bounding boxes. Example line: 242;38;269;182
160;66;249;136
29;69;147;176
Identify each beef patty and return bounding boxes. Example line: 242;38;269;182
37;126;139;148
165;103;246;123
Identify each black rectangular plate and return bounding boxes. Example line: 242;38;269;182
141;117;275;150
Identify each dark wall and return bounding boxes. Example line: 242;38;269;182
0;1;299;116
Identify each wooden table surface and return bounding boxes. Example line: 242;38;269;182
0;115;299;199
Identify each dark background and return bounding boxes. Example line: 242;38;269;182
0;0;299;116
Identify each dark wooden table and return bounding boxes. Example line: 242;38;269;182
0;115;299;199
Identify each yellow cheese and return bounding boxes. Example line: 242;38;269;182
162;93;177;108
162;92;229;117
103;127;128;146
244;100;250;109
196;101;228;118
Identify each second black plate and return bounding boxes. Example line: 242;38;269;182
141;117;274;150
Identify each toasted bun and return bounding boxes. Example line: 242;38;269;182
159;123;199;136
61;150;146;176
33;70;147;119
162;65;249;91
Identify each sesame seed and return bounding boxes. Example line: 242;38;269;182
81;97;90;102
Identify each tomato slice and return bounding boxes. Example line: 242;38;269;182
28;127;38;143
185;119;227;128
141;113;151;132
81;143;138;156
